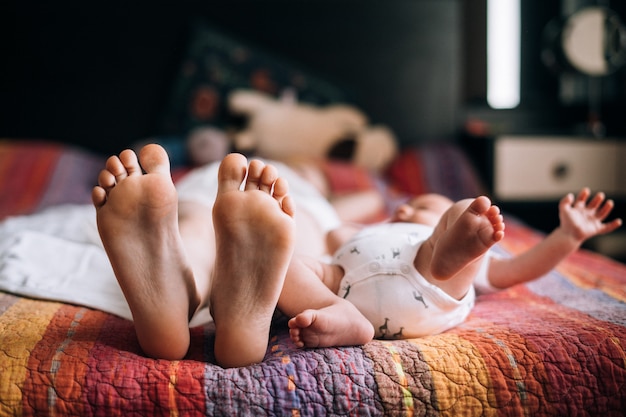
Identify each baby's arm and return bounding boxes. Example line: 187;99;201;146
487;188;622;289
325;223;364;255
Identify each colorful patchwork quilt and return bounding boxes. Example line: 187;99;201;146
0;140;624;416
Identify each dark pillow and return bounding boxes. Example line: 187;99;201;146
160;20;350;135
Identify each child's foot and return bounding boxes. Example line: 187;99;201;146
430;196;504;281
288;300;374;348
92;144;198;360
210;154;296;368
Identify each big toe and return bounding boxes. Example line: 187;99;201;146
138;144;171;175
217;153;248;193
469;196;492;215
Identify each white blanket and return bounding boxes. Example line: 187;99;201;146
0;205;211;326
0;160;341;327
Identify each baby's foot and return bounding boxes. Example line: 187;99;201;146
210;154;296;368
92;144;198;360
430;196;504;280
288;301;374;348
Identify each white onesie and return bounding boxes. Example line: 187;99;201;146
332;222;490;339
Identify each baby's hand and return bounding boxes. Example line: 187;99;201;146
558;188;622;242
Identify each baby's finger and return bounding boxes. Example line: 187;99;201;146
586;191;605;211
560;192;575;209
575;187;591;205
596;198;614;220
599;217;623;235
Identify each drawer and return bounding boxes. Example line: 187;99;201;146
493;136;626;201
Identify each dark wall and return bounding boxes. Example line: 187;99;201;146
0;4;186;153
1;4;188;154
4;1;620;156
0;1;462;155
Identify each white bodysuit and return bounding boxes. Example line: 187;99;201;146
332;222;491;339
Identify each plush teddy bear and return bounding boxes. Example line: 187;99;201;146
152;89;398;223
226;89;398;172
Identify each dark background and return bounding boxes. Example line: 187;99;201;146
0;1;624;155
0;1;462;154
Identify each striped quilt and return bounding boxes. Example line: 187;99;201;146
0;139;624;416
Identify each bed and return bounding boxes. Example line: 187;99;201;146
0;138;624;416
2;3;626;414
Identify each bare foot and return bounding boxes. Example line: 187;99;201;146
430;196;504;281
210;154;296;368
288;301;374;348
92;144;198;360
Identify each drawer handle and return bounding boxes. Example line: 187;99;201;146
552;162;569;180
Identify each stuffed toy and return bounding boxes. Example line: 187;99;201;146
226;89;398;172
141;89;398;223
153;89;398;175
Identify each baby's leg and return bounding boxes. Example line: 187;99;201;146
92;144;199;360
281;257;374;348
210;154;297;368
419;196;504;299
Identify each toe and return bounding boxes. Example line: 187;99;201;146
105;156;128;182
272;177;295;217
272;176;289;199
92;186;107;208
119;149;142;176
259;164;278;193
217;153;248;193
485;205;501;220
98;168;117;191
245;159;265;190
470;196;491;215
281;195;296;218
138;144;170;175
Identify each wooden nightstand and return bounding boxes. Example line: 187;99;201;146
463;134;626;261
492;136;626;202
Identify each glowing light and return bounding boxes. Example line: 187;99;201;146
487;0;521;109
